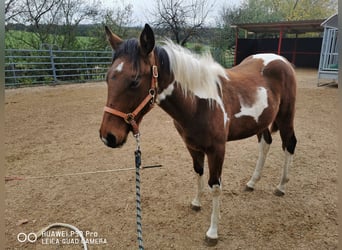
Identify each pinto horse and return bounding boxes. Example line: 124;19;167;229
99;24;297;244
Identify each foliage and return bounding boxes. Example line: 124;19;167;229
150;0;215;46
5;30;37;49
87;3;135;50
5;0;135;50
4;0;337;77
227;0;337;23
267;0;337;21
217;0;337;48
5;29;95;50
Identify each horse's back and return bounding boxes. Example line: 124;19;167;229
226;53;296;100
229;53;295;81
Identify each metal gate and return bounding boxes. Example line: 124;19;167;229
5;49;113;87
318;14;339;86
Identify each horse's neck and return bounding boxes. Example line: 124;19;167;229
154;44;229;128
154;46;202;125
157;82;197;124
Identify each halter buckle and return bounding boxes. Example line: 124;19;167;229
149;88;155;97
124;113;135;124
152;65;158;78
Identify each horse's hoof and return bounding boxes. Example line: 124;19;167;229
205;235;218;246
190;204;201;211
274;189;285;196
244;185;254;192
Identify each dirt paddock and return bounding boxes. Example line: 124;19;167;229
5;69;338;249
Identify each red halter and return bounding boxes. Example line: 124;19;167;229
103;62;158;136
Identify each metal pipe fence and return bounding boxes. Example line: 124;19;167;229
5;49;113;87
5;47;234;88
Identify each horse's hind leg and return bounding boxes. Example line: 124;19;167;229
245;129;272;191
187;147;205;210
274;125;297;196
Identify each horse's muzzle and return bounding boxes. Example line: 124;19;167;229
100;132;119;148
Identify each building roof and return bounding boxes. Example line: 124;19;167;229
232;19;325;34
321;13;338;28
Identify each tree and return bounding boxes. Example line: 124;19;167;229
51;0;99;49
5;0;25;24
5;0;99;49
150;0;215;46
221;0;337;25
5;0;61;48
5;0;135;50
217;0;337;48
274;0;337;21
88;2;134;50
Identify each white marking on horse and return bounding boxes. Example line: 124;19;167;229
157;82;175;103
217;100;229;127
276;149;293;194
246;135;270;189
252;53;288;67
222;109;229;127
234;87;268;122
206;184;221;240
191;173;204;208
114;62;124;72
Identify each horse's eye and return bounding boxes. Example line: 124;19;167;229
130;80;140;89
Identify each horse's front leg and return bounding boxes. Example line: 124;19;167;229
205;146;225;245
187;147;205;210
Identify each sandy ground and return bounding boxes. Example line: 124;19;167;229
5;69;338;249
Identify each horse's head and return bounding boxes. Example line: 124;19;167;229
99;24;157;148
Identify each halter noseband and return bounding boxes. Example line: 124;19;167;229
103;53;159;136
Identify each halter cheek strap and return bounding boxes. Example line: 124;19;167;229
103;54;159;136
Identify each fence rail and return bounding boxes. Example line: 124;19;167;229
5;47;234;88
5;49;113;87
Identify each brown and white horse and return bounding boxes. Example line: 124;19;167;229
99;24;297;244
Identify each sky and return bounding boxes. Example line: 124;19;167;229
99;0;244;26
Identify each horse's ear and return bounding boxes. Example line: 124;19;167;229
105;26;123;50
139;23;155;56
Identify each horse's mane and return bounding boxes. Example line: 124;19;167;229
113;38;227;106
161;39;228;104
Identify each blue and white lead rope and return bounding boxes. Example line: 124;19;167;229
134;134;144;250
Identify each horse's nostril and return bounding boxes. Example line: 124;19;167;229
106;133;117;148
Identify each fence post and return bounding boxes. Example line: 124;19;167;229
84;51;89;80
49;48;57;83
7;50;18;86
10;63;17;85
